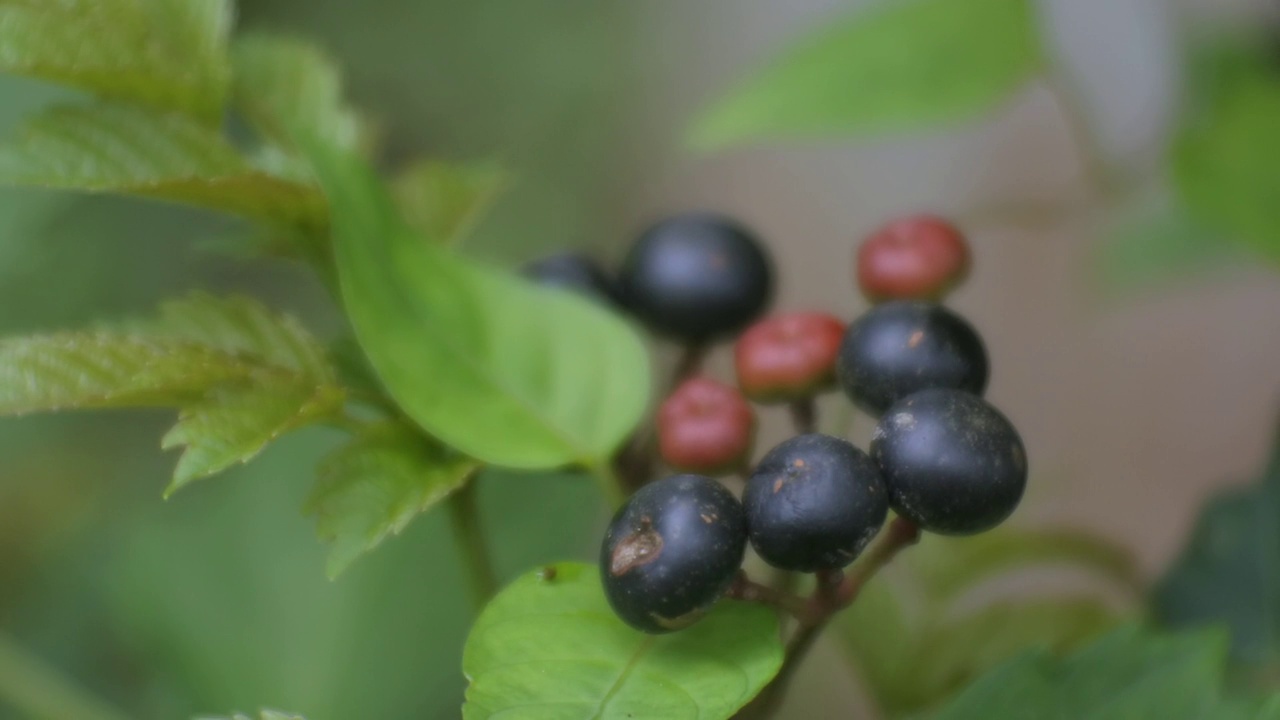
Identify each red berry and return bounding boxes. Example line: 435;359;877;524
734;312;845;403
658;377;756;475
856;215;971;302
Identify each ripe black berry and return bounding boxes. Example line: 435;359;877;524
600;474;747;633
836;300;988;416
522;251;622;306
619;213;774;342
871;388;1027;535
743;434;889;572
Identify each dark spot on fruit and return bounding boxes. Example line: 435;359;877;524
539;566;558;582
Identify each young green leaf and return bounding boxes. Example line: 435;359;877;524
162;382;344;497
231;33;367;153
308;422;480;579
392;160;506;245
0;293;343;493
0;334;257;414
1173;72;1280;265
306;142;650;470
463;562;783;720
689;0;1044;150
0;0;233;122
930;626;1249;720
0;102;325;226
1154;420;1280;671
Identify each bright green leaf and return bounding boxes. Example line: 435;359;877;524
0;102;325;226
463;562;783;720
0;334;256;414
689;0;1043;150
1173;76;1280;265
307;142;650;470
0;0;233;122
931;626;1240;720
1154;421;1280;671
910;526;1143;603
392;160;506;245
231;33;366;153
162;382;344;496
307;421;480;578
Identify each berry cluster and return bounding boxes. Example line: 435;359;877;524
524;213;1026;634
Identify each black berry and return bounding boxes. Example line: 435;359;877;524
619;213;774;342
743;434;889;572
522;251;621;306
871;388;1027;535
836;300;988;416
600;474;747;633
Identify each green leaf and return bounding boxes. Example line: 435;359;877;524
307;422;480;578
162;382;344;497
0;334;257;413
930;626;1242;720
462;562;783;720
0;293;342;492
1153;422;1280;672
0;102;324;226
231;33;366;153
689;0;1043;150
0;0;233;122
910;526;1143;603
910;598;1121;713
392;160;506;245
306;142;650;470
1173;48;1280;265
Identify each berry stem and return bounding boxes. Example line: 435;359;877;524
737;517;921;719
788;397;817;435
727;572;811;621
446;481;501;614
671;343;708;391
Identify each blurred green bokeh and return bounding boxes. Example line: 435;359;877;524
0;1;632;717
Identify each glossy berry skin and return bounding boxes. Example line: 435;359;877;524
619;213;774;342
734;312;846;403
743;434;889;572
600;474;748;634
522;251;622;307
871;388;1027;535
658;377;756;475
857;215;971;302
837;301;988;416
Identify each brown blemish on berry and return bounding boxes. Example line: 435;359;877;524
700;512;717;524
610;518;664;576
792;458;806;469
908;330;925;348
773;478;785;494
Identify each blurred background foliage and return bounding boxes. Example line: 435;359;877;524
0;0;1278;718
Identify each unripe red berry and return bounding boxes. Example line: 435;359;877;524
734;312;845;403
658;377;756;475
856;215;971;302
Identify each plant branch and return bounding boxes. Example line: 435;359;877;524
446;481;500;614
737;517;921;719
0;633;132;720
727;572;811;621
